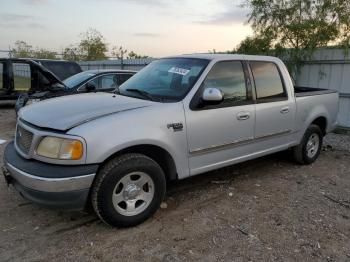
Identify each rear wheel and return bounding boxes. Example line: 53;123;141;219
92;153;166;227
293;124;323;164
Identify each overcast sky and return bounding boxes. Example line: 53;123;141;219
0;0;252;57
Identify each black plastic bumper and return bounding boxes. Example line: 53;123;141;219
4;142;99;178
11;180;91;210
3;142;99;210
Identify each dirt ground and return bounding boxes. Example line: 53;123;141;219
0;106;349;262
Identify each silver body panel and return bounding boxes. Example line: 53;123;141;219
16;54;339;182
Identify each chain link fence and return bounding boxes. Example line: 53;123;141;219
78;58;154;71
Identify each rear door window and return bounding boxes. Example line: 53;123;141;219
250;61;286;102
13;63;31;92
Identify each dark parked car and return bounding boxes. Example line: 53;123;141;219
0;58;82;101
15;69;136;112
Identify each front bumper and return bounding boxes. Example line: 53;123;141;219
3;142;99;210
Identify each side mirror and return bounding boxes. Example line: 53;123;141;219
85;82;96;92
202;88;223;104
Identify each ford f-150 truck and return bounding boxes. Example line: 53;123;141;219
2;54;339;227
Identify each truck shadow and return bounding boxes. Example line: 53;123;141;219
11;149;297;234
167;150;294;196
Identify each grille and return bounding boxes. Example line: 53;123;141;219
16;125;33;154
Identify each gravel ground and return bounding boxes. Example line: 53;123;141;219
0;108;350;262
324;133;350;152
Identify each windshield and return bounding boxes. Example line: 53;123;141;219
63;71;96;88
119;58;209;102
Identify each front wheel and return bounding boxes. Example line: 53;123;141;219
293;124;323;165
91;153;166;227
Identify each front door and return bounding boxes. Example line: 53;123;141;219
185;60;256;175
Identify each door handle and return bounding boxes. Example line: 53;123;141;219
280;107;290;114
237;112;250;121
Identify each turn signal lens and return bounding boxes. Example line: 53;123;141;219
59;139;83;160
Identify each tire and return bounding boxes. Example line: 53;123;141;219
91;153;166;227
293;124;323;165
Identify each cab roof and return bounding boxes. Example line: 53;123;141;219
165;53;282;63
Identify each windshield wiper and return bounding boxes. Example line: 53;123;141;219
125;88;155;101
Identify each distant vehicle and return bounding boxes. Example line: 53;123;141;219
32;59;82;81
3;54;339;227
15;69;136;112
0;58;82;101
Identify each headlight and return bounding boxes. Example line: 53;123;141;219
36;137;83;160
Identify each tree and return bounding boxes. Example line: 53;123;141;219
10;40;58;59
127;51;149;59
62;29;108;61
111;46;128;60
62;45;82;61
33;48;57;59
79;28;108;61
10;41;33;58
235;34;273;55
242;0;350;73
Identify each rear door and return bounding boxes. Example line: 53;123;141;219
249;61;295;146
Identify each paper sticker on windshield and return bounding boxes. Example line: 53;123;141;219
168;67;190;76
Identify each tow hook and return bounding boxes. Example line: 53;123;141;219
1;166;12;186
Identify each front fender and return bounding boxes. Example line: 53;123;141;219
68;103;190;179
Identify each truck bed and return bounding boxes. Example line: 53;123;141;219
294;86;337;97
294;86;339;134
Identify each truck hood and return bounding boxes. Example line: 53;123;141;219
19;93;153;131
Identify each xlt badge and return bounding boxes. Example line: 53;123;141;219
167;123;183;132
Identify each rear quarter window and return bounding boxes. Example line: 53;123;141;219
250;61;286;101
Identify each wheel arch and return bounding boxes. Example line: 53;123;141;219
311;116;327;136
99;144;178;181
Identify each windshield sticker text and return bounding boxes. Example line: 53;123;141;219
168;67;190;76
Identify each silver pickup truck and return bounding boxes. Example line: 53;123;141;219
3;54;338;227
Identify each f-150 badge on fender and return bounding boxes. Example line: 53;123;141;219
167;123;183;132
